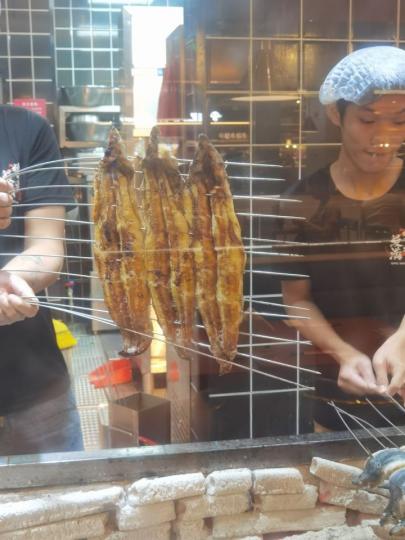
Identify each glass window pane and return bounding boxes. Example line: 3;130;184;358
352;41;395;51
253;0;300;37
352;0;397;40
253;100;299;145
206;39;249;90
204;0;250;37
301;96;341;144
400;0;405;40
253;148;296;193
207;95;249;145
11;58;32;80
303;0;349;38
303;42;348;91
302;145;340;178
253;40;299;92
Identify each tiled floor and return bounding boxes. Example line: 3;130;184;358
68;326;109;451
67;324;174;450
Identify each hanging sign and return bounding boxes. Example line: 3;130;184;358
13;98;47;117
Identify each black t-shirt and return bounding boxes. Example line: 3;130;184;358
275;164;405;429
278;163;405;323
0;105;73;414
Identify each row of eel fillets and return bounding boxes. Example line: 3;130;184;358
93;127;246;372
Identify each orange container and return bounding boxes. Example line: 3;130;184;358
89;358;132;388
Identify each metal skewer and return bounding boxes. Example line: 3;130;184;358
382;392;405;415
329;401;372;456
29;299;314;391
0;234;94;244
174;157;283;168
22;294;316;376
11;216;93;225
365;398;405;437
330;402;392;449
0;253;94;261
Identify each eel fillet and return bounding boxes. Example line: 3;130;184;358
188;139;225;369
142;127;179;345
159;147;195;355
189;134;246;372
93;128;152;355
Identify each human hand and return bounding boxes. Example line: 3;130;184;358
373;331;405;401
0;179;13;229
337;351;379;396
0;271;39;325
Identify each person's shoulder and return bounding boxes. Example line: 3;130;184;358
0;105;49;133
287;165;331;197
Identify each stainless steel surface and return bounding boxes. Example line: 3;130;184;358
60;86;117;107
66;114;113;142
1;427;404;490
58;106;120;149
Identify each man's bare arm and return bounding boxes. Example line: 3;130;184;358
282;279;379;395
3;206;65;292
0;179;14;229
0;206;66;325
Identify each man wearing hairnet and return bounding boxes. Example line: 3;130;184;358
281;46;405;431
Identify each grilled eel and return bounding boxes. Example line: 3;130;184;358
188;139;226;369
93;128;152;355
142;127;179;345
158;148;196;355
189;134;246;372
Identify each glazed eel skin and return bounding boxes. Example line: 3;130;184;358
93;128;152;355
189;134;246;372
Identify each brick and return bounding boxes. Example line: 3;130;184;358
206;469;252;496
0;483;127;504
282;524;378;539
310;457;362;489
176;493;251;521
116;501;175;531
212;537;262;540
0;512;108;539
176;496;209;521
127;473;205;505
253;468;305;495
212;505;345;537
172;519;210;540
319;481;387;515
0;486;123;534
103;522;171;540
254;485;318;512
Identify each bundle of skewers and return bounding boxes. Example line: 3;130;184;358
93;127;246;373
328;399;405;537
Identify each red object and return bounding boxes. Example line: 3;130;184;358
139;435;158;446
89;358;132;388
167;360;180;382
13;98;47;117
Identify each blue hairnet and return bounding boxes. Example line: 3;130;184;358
319;46;405;105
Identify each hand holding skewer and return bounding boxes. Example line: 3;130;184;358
0;179;13;229
0;271;38;325
373;324;405;401
337;350;380;396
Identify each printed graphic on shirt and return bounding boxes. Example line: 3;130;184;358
1;162;21;202
389;229;405;264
